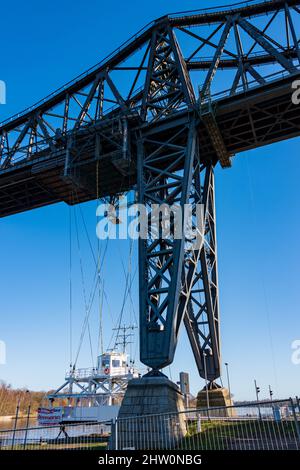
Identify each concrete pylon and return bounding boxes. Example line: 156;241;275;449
117;371;187;449
197;382;234;417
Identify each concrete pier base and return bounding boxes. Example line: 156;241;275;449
197;383;234;417
117;373;186;449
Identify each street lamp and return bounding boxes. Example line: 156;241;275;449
203;348;212;412
224;362;232;404
254;379;262;420
254;379;260;401
269;385;274;402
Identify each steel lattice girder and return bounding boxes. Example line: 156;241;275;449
138;121;198;370
0;0;300;381
1;0;300;173
182;165;220;382
137;21;220;376
138;116;220;378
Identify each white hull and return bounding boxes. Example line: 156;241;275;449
61;405;120;423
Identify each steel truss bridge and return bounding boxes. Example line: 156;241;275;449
1;0;300;383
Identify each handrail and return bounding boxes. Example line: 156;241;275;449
189;47;297;63
1;0;297;130
168;0;266;18
0;24;154;128
199;65;300;104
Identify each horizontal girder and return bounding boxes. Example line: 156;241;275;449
0;71;298;218
0;0;299;133
0;0;300;383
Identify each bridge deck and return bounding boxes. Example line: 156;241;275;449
0;72;298;218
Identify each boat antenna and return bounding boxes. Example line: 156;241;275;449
111;324;137;354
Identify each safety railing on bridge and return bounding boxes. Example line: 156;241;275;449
168;0;271;20
199;65;300;105
0;0;291;129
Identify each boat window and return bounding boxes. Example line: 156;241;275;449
102;358;110;367
112;360;120;367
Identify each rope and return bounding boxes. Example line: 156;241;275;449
97;280;105;355
68;202;73;367
245;154;278;391
119;240;138;326
114;240;135;347
73;203;95;368
70;181;104;366
96;160;104;355
74;267;100;366
72;162;111;364
69;177;138;364
106;241;138;351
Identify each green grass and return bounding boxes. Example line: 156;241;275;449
180;419;298;450
0;436;109;451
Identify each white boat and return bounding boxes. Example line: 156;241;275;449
40;347;139;425
38;210;140;426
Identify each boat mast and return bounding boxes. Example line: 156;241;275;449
111;324;137;355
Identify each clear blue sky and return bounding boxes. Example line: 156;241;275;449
0;0;299;402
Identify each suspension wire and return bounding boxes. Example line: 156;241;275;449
92;234;110;352
98;281;104;355
74;225;109;358
97;279;105;355
106;243;138;351
122;256;139;363
78;196;108;356
68;198;73;368
102;287;116;323
101;189;139;353
70;179;106;365
71;174;137;362
245;154;278;391
78;203;98;266
121;246;138;360
77;185;110;319
72;164;112;364
115;240;135;335
74;203;95;368
132;331;139;364
96;160;104;355
129;240;133;359
74;256;102;365
74;274;100;365
119;241;138;326
123;237;137;360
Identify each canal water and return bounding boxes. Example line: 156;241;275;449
0;417;37;431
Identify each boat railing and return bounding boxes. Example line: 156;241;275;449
65;366;137;380
65;367;97;379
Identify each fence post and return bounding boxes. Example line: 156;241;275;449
110;419;115;450
197;413;202;433
296;396;300;414
290;397;300;442
115;417;118;451
23;403;31;449
11;399;20;450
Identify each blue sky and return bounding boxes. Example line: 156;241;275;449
0;0;299;401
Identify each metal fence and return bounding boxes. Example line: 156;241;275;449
114;398;300;451
0;421;112;450
1;398;299;451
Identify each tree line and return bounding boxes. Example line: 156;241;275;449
0;381;47;416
